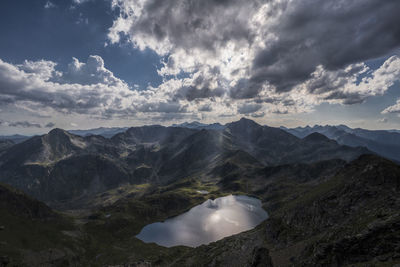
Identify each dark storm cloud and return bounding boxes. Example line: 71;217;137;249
112;0;400;104
122;0;259;52
45;122;55;128
251;0;400;93
237;103;262;114
176;84;225;101
230;78;264;99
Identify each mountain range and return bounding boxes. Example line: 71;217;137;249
3;121;400;164
282;124;400;162
0;118;370;205
0;118;400;266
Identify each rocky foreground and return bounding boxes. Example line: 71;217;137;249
0;154;399;266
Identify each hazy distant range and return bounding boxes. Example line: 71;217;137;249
1;121;400;162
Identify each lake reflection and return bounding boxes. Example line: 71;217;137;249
135;195;268;247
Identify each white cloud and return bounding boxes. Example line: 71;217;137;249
0;56;138;118
1;53;399;126
107;0;400;120
0;56;200;122
382;99;400;115
299;56;400;105
18;59;59;81
72;0;90;4
55;55;123;86
44;1;56;9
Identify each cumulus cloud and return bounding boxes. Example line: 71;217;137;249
301;56;400;104
250;0;400;92
55;55;123;86
0;56;198;122
18;59;58;81
108;0;256;53
1;53;399;125
44;1;56;9
0;56;137;117
2;0;400;129
382;99;400;115
108;0;400;114
4;2;400;124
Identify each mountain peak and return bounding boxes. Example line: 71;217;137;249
172;121;224;130
225;118;261;135
235;117;261;127
44;128;87;151
303;132;330;142
48;128;69;136
239;117;256;123
174;121;206;128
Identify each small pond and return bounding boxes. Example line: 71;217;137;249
136;195;268;247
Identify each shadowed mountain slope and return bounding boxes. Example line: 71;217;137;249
174;154;400;266
0;183;83;266
0;119;371;206
284;124;400;162
225;118;370;165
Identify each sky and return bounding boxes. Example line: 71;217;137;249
0;0;400;135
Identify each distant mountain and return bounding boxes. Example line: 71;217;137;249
226;118;369;165
0;129;130;204
0;119;370;206
283;125;400;161
111;124;196;145
69;126;128;138
0;134;30;144
172;121;225;130
0;139;14;154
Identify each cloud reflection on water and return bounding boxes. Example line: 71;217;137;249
136;195;268;247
